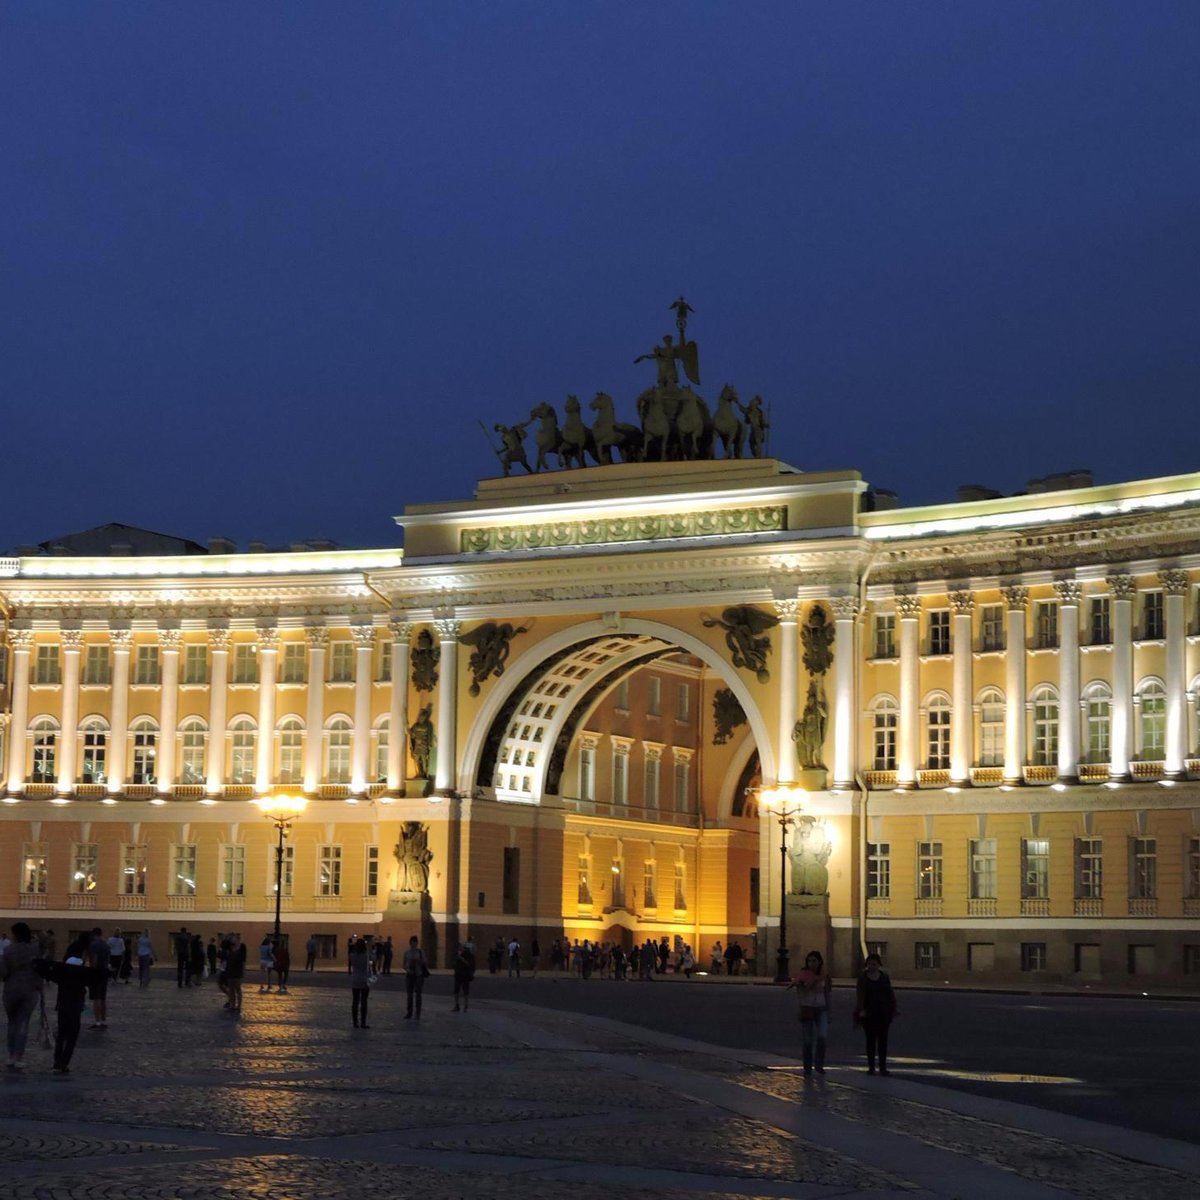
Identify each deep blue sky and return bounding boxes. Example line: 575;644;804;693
3;3;1198;551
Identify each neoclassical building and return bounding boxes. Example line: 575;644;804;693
2;458;1199;982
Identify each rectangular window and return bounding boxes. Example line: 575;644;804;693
375;726;388;783
31;724;57;783
1022;838;1050;899
326;725;351;783
232;644;257;684
1129;837;1157;899
21;843;48;894
134;644;160;685
644;757;660;810
873;614;896;658
867;842;891;899
926;704;950;769
643;861;656;908
379;640;393;682
33;644;60;685
182;644;208;685
280;643;306;684
1184;945;1200;974
1086;695;1111;763
220;845;246;896
980;605;1004;651
1021;942;1047;971
610;857;625;908
271;845;294;898
131;726;157;785
329;641;354;683
1143;592;1164;640
579;746;595;802
81;726;108;784
72;843;98;894
615;679;630;710
928;610;950;655
1090;597;1111;645
915;941;941;969
1034;601;1058;649
866;941;887;965
612;750;629;805
676;683;690;722
502;847;520;914
917;841;943;899
969;838;997;899
166;844;195;896
318;845;342;897
647;677;661;716
674;861;686;911
1075;838;1103;899
365;846;379;897
1187;837;1200;899
121;843;148;896
980;695;1005;766
577;855;592;905
1033;693;1059;766
873;706;897;770
82;645;110;685
279;726;303;784
673;760;689;812
749;867;760;915
180;725;206;783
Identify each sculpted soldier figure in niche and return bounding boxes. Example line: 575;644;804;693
789;817;833;896
801;605;835;677
394;821;433;894
793;681;828;770
411;629;439;692
408;705;435;780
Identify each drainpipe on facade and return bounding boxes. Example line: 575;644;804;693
855;547;879;967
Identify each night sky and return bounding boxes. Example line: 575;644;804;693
3;3;1198;552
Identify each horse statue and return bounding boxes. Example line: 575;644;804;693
589;392;643;464
639;390;672;461
676;390;712;460
528;402;564;472
713;385;744;459
560;395;597;469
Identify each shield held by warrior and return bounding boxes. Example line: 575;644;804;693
679;339;701;387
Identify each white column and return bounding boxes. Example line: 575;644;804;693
949;591;974;784
831;596;858;787
5;631;32;794
254;627;279;793
897;595;921;786
1002;586;1028;783
387;621;411;793
1108;575;1134;779
56;630;82;796
204;627;230;796
1055;580;1081;779
303;627;328;793
157;628;180;797
774;599;799;784
107;628;132;796
350;625;375;794
1161;569;1189;777
434;618;459;793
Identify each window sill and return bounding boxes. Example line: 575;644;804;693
1133;637;1166;648
973;648;1005;659
130;682;161;690
80;681;112;689
179;682;209;690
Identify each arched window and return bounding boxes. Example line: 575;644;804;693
278;717;304;784
229;717;257;784
1032;686;1059;766
130;717;158;785
374;717;389;784
31;718;58;783
80;717;109;784
326;717;352;783
1139;679;1166;759
977;688;1005;767
925;694;951;770
179;718;208;784
870;696;897;771
1083;684;1111;764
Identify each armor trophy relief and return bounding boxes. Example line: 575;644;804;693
482;297;771;474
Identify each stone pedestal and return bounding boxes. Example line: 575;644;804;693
384;891;439;964
797;767;828;791
782;893;832;977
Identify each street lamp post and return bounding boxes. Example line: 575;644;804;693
255;795;307;946
758;788;804;983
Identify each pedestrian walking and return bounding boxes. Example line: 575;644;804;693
854;953;897;1076
304;934;318;971
402;935;428;1019
2;922;44;1071
530;936;541;977
106;929;126;983
710;941;723;974
174;927;192;987
258;935;275;992
273;939;291;993
452;942;475;1012
348;937;372;1028
790;950;832;1075
136;930;154;988
680;944;696;978
190;933;205;985
224;936;246;1014
381;936;394;976
206;937;218;979
507;936;521;977
35;937;102;1076
43;929;57;963
86;928;111;1028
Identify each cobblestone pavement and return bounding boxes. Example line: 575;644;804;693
1;977;1197;1199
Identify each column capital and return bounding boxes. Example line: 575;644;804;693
895;594;922;619
207;626;231;651
1159;569;1189;596
256;625;280;650
158;626;182;650
109;627;133;649
1106;574;1136;600
772;598;801;622
390;617;413;644
434;618;460;642
948;590;975;615
1001;584;1029;611
352;625;376;648
830;595;860;620
60;629;84;649
1054;579;1083;606
305;626;329;649
8;628;33;650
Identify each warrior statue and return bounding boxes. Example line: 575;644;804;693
793;680;828;770
789;816;833;896
408;705;435;780
394;821;433;894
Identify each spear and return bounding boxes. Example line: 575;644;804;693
478;419;502;463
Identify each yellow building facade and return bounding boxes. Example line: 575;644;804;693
2;458;1198;983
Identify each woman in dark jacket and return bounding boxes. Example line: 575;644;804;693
853;953;898;1075
348;938;372;1028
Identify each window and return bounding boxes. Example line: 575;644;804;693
182;644;208;685
318;845;342;897
610;856;624;908
1089;597;1111;645
33;644;60;685
866;941;887;964
1085;686;1111;763
577;854;592;905
928;610;950;655
379;640;393;682
1034;601;1058;649
1187;837;1200;900
179;718;207;784
80;719;108;784
867;842;890;899
22;843;47;894
280;643;306;684
330;641;354;683
1075;838;1102;899
31;719;57;783
925;696;951;769
648;677;661;716
676;683;690;722
612;746;629;805
121;843;148;896
503;847;520;913
749;867;760;915
1129;837;1157;899
326;718;351;783
130;719;157;784
872;698;897;771
1032;687;1059;766
643;861;656;908
873;614;896;658
365;846;379;897
917;841;943;899
980;605;1004;652
1021;943;1047;971
1185;945;1200;975
221;845;246;896
83;645;110;685
134;644;160;685
1022;838;1050;899
171;844;197;896
673;759;690;812
915;941;941;969
615;679;630;710
1143;591;1164;640
979;688;1005;766
1139;681;1166;759
232;644;257;685
278;718;304;784
375;721;389;783
674;861;687;911
229;718;257;784
71;843;98;894
969;838;997;899
644;756;660;810
579;746;596;802
271;845;294;898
